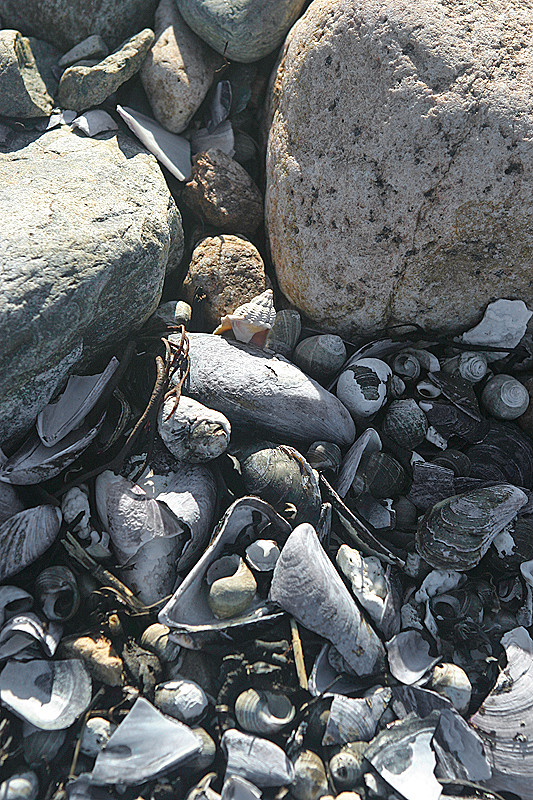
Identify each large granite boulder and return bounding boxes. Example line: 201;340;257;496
0;126;183;444
266;0;533;338
0;0;158;51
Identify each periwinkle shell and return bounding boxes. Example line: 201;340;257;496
291;750;329;800
206;555;257;619
293;335;347;381
360;452;409;499
392;352;420;381
234;689;295;735
336;358;391;421
381;399;428;450
481;374;530;420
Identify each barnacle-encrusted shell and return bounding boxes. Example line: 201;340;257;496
291;750;328;800
336;358;391;420
0;506;62;582
265;309;301;357
234;689;295;735
221;729;295;787
158;396;231;462
235;441;321;526
416;484;528;571
214;289;276;344
381;399;428;450
34;566;80;621
293;335;347;380
481;374;530;420
206;555;257;619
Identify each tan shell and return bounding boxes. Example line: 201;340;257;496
213;289;276;344
206;555;257;619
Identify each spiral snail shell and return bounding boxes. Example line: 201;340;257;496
481;374;529;420
34;566;80;622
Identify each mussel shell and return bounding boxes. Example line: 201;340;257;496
485;515;533;574
359;452;409;499
381;399;428;450
432;449;471;477
265;309;301;358
22;724;66;767
465;421;533;487
235;441;321;526
0;506;62;582
416;484;528;571
305;441;342;473
34;566;80;621
293;335;347;381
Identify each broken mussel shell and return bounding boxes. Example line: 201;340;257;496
0;505;62;582
221;728;295;787
416;484;528;571
306;441;342;474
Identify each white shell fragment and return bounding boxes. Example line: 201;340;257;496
269;524;386;676
90;697;201;785
365;712;442;800
336;358;391;421
461;298;532;360
386;630;440;686
214;290;276;345
80;717;117;758
36;358;118;447
0;506;62;582
0;613;62;660
155;679;209;723
158;396;231;462
71;110;118;137
221;728;295;787
322;689;392;746
0;659;91;730
434;708;490;782
116;105;192;181
470;626;533;799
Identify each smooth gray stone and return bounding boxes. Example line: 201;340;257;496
0;126;183;445
57;29;154;113
175;0;307;62
58;35;109;68
0;0;158;51
0;30;54;117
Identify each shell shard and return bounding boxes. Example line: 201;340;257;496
0;586;33;627
90;697;201;785
416;484;528;571
322;688;392;746
0;506;62;582
385;630;440;686
0;659;91;730
220;776;262;800
433;708;490;782
36;357;118;447
173;333;355;447
158;396;231;462
214;290;276;344
116;105;192;182
365;712;442;800
308;644;362;697
470;626;533;799
221;728;295;787
269;523;386;676
461;298;532;360
0;613;62;660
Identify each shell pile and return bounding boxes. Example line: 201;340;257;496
2;295;533;798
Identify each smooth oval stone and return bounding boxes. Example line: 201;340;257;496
171;333;355;447
175;0;308;62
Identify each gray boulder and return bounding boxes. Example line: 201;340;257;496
0;0;158;52
266;0;533;338
0;126;184;445
0;30;54;117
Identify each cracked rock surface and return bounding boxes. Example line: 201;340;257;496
265;0;533;338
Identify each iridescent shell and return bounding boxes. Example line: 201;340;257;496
213;289;276;345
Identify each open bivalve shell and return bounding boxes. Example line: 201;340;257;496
269;523;386;676
0;659;91;729
159;497;292;647
0;613;62;660
221;728;295;787
322;688;392;746
0;506;62;582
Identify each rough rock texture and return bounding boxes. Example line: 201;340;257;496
57;29;154;113
28;38;61;99
0;30;54;117
0;0;158;52
0;126;183;445
141;0;222;134
266;0;533;338
175;0;308;62
182;148;264;235
182;234;268;330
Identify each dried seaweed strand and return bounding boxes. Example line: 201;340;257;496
289;617;308;690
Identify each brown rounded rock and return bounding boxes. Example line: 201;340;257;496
59;634;124;687
266;0;533;338
182;234;268;330
182;148;264;235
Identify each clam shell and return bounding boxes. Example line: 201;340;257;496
269;523;386;676
214;290;276;344
155;679;208;723
481;374;530;420
336;428;382;498
0;586;33;627
0;506;62;582
206;556;257;619
306;441;342;473
291;750;328;800
293;335;347;380
0;659;91;730
381;399;428;450
34;566;80;621
174;333;355;447
159;498;291;647
90;697;201;785
322;688;392;746
36;357;118;447
158;396;231;463
336;358;391;421
235;441;321;526
79;717;117;757
416;484;528;571
265;309;301;358
221;728;295;787
234;689;295;735
0;772;39;800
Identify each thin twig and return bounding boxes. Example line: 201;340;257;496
68;687;105;780
290;617;308;690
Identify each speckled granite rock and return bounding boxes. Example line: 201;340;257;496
0;0;158;52
182;148;263;235
266;0;533;338
0;30;54;117
181;234;267;330
175;0;308;62
57;29;154;113
141;0;222;134
0;126;183;445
